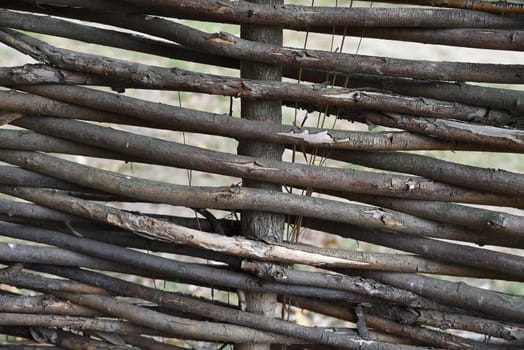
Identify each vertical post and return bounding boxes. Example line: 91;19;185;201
237;0;284;349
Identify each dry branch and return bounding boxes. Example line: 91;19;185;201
54;294;299;345
1;7;523;55
0;1;522;348
3;183;524;280
0;267;107;295
0;196;516;280
8;119;524;208
319;73;524;115
0;313;158;337
355;112;524;152
6;125;524;232
333;150;524;198
308;26;524;51
28;328;129;350
0;222;362;301
3;25;523;88
343;270;524;323
2;150;522;246
0;129;134;161
1;238;509;280
370;304;524;345
302;218;524;281
0;294;97;317
115;0;524;27
379;0;524;14
0;189;491;273
287;296;524;349
10;84;503;153
336;193;524;244
7;266;427;349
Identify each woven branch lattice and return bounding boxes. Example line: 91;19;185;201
0;1;523;349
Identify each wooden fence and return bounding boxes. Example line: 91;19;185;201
0;1;523;349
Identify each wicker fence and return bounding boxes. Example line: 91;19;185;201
0;1;524;349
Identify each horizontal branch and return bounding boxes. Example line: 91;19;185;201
0;294;97;317
52;281;398;348
0;265;431;349
3;25;524;88
1;234;510;280
0;346;64;350
0;313;158;337
0;219;520;326
0;11;524;115
308;26;524;52
241;261;449;310
2;150;521;244
0;129;135;160
0;165;89;192
120;333;191;350
0;198;227;234
334;192;524;245
378;0;524;15
2;163;523;272
345;270;524;323
0;9;519;114
1;87;482;152
0;229;240;270
117;0;524;28
10;118;524;207
288;296;524;349
4;28;517;116
0;197;518;279
370;304;524;345
16;84;508;154
0;222;359;301
0;8;224;67
2;7;523;58
0;166;129;202
11;0;127;13
6;125;524;226
36;265;438;349
1;9;521;111
3;65;522;122
243;263;517;350
43;294;300;345
0;87;137;125
302;218;524;282
357;112;524;152
0;266;108;295
332;150;524;198
305;72;524;116
0;187;488;272
0;243;157;277
3;185;524;279
0;326;110;350
0;200;243;258
26;327;128;350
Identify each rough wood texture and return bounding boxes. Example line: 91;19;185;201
1;1;524;349
237;1;284;349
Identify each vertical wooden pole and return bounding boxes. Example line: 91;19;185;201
237;0;284;349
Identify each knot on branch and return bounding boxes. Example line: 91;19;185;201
241;261;287;281
207;31;236;45
294;50;320;62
